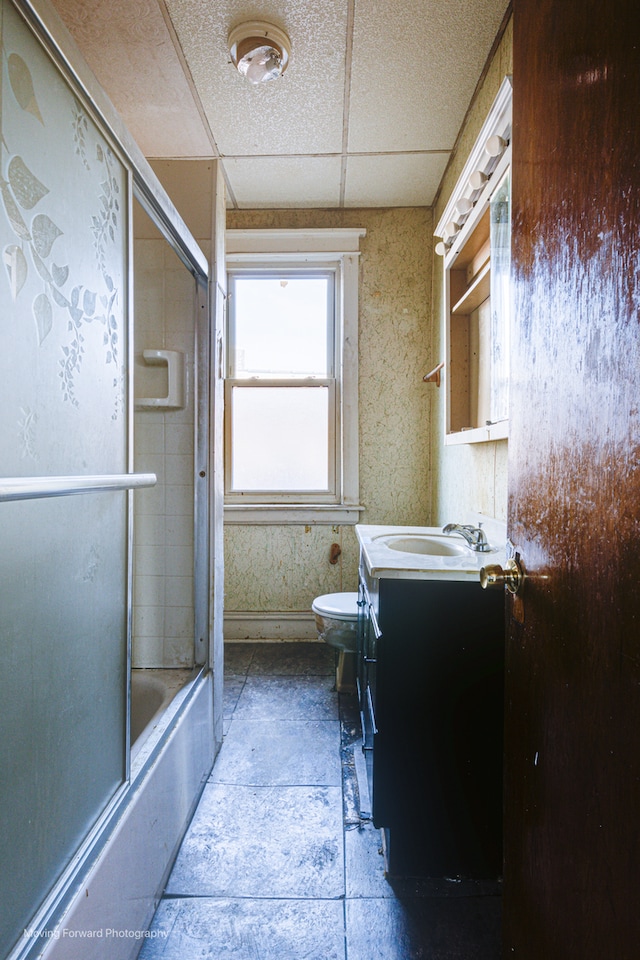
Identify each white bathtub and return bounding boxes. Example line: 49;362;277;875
40;667;215;960
131;668;196;755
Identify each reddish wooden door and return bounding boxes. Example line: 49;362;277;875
506;1;640;955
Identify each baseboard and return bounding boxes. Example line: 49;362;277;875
223;611;317;641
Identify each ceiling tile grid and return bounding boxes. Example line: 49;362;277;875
50;0;510;208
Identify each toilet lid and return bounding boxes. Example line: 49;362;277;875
312;592;359;621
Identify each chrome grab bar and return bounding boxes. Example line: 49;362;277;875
0;473;157;503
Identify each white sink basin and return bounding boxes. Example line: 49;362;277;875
372;534;470;557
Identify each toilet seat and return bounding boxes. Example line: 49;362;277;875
311;592;359;621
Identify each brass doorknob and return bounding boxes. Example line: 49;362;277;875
480;557;523;594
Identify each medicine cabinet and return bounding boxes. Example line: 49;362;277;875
435;77;512;444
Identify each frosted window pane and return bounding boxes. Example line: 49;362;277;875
232;276;330;378
231;386;329;490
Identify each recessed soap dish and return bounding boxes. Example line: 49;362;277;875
136;349;185;410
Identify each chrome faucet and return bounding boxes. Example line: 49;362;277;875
442;522;491;553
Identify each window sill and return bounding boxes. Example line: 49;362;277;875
224;504;365;525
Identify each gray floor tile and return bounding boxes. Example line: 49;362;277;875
344;823;503;902
143;646;502;958
139;897;346;960
233;675;339;721
211;718;342;786
339;691;361;727
223;676;245;719
166;782;345;899
224;643;257;676
341;711;367;824
342;756;360;825
345;896;502;960
249;642;334;676
345;822;393;898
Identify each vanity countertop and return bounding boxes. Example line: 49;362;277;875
356;520;507;582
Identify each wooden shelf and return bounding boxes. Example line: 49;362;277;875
450;208;491;269
445;420;509;445
452;260;491;315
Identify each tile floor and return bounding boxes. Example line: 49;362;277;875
139;643;502;960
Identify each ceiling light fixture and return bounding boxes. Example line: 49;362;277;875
228;21;291;84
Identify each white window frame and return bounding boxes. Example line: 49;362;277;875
226;266;338;501
224;228;365;524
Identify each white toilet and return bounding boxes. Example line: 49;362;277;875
312;592;359;693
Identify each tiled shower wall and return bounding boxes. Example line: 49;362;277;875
132;235;196;667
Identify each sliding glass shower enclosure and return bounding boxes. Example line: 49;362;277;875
0;2;212;956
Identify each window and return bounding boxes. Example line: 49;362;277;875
227;271;335;494
225;228;365;523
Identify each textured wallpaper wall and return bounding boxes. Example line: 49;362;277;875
224;207;433;632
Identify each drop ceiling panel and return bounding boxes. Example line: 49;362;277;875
344;153;449;207
225;156;342;208
163;0;348;156
348;0;508;153
50;0;213;157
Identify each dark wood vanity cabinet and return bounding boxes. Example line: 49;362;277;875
357;563;505;880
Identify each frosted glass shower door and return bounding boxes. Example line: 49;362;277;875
0;2;132;954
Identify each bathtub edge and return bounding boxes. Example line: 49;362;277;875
37;670;215;960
